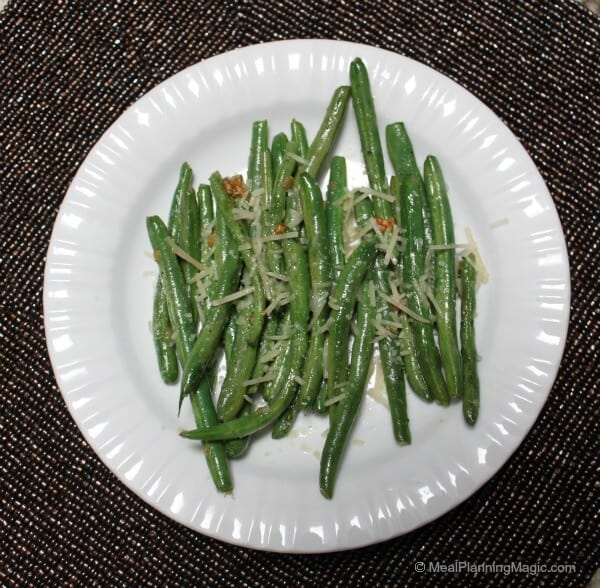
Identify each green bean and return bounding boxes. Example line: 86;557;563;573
209;171;265;345
272;173;333;435
189;364;233;493
313;380;329;414
216;304;259;421
147;216;196;360
224;311;236;365
246;315;279;397
247;120;268;192
179;186;202;328
260;312;292;404
299;86;351;179
424;155;462;400
389;175;432;403
398;313;433;402
286;88;350;227
326;156;347;281
349;58;390;214
196;184;215;266
180;210;242;407
400;175;449;406
151;284;178;384
327;236;377;402
381;336;411;444
152;163;191;383
270;132;289;177
168;162;192;242
386;122;420;187
386;122;433;248
460;253;480;425
225;401;254;458
269;140;299;227
290;119;309;158
298;173;332;400
320;280;376;499
180;235;310;441
147;214;232;490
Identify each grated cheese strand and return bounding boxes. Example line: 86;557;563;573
324;392;347;407
165;237;205;271
261;231;299;242
356;186;396;203
210;286;254;307
243;374;275;387
490;217;509;229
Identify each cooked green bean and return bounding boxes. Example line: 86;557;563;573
197;183;215;266
349;58;390;208
225;401;254;458
216;304;259;421
271;132;289;177
320;281;376;499
386;122;420;186
180;210;242;407
189;365;233;492
247;120;268;192
260;312;292;404
400;176;449;406
424;155;462;400
313;380;329;414
147;216;196;360
326;156;347;281
327;236;377;402
389;175;432;403
291;119;309;158
209;171;265;345
296;173;332;403
152;163;191;382
224;311;236;365
179;187;202;327
147;214;232;491
461;253;480;425
151;284;178;384
386;122;433;248
381;336;411;445
270;140;299;226
398;313;433;402
299;86;351;179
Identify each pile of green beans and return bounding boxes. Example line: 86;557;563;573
147;58;482;498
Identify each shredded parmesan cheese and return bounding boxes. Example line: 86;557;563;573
490;217;509;229
165;237;205;271
266;271;289;282
210;286;254;307
464;227;490;286
287;152;309;166
379;289;430;323
243;375;275;387
261;231;299;242
325;392;347;407
356;186;396;203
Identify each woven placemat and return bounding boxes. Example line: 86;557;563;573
1;0;598;586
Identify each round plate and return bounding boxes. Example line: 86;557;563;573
43;40;570;552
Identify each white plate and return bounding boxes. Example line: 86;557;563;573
43;40;570;553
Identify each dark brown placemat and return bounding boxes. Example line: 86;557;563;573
1;0;598;586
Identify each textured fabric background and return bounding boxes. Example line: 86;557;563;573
1;0;598;586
